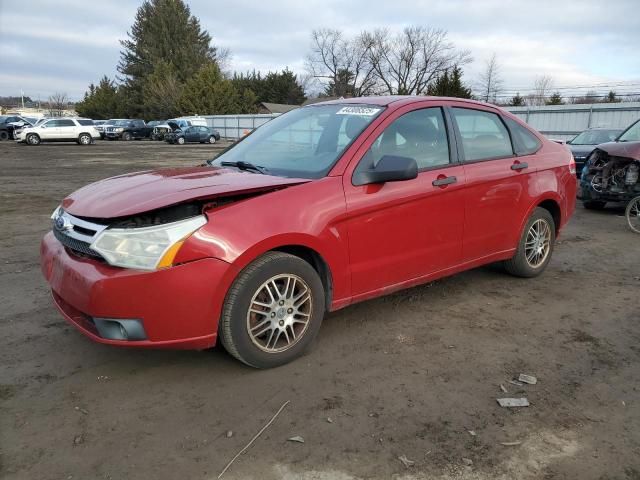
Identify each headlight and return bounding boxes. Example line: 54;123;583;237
115;127;124;132
91;215;207;270
51;205;62;219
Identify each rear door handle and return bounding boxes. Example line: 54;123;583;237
432;176;457;187
511;162;529;171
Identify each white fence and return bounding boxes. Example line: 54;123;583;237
204;103;640;141
202;114;277;139
507;102;640;141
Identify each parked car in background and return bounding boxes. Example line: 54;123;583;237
580;118;640;209
15;118;99;145
41;96;576;368
92;120;107;139
153;117;208;140
0;115;33;140
104;119;152;140
148;120;170;140
165;123;220;144
567;128;623;175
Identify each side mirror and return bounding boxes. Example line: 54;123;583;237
566;140;572;144
354;155;418;186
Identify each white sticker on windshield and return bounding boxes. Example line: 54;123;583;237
336;106;381;116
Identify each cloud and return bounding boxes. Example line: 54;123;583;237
0;0;637;100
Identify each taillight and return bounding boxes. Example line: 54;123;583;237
569;156;576;175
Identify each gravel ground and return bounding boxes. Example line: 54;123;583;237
1;140;639;480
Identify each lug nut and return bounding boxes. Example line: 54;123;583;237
287;308;293;314
279;300;285;306
279;320;284;326
270;312;276;318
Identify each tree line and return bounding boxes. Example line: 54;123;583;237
76;0;306;119
72;0;636;120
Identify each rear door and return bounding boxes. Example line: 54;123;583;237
343;104;466;296
448;105;534;261
56;119;77;140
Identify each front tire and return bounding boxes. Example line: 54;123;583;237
0;130;9;141
504;208;555;278
26;133;41;145
176;137;185;145
219;252;326;368
122;132;132;141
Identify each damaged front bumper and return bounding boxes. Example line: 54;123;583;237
580;148;640;203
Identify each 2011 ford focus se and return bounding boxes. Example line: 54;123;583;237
41;96;576;368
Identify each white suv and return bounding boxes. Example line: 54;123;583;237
15;118;100;145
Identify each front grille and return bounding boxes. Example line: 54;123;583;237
53;228;102;259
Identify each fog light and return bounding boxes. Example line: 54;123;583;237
93;318;147;341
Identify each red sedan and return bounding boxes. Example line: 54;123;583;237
41;96;576;368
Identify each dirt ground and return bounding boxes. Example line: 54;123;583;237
1;140;639;480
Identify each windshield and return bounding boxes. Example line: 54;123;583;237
618;120;640;142
571;129;621;145
210;104;384;179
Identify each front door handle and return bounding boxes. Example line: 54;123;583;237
511;161;529;171
432;176;457;187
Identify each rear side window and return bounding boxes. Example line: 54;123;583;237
58;119;75;127
504;117;541;155
77;119;93;126
451;108;513;161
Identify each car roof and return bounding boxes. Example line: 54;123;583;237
306;95;494;108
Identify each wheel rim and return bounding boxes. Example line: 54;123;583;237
178;137;184;144
246;274;312;353
28;135;38;145
525;218;551;268
627;198;640;234
80;135;90;144
209;137;215;144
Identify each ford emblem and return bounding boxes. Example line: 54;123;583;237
54;214;72;231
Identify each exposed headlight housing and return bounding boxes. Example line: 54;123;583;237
90;215;207;270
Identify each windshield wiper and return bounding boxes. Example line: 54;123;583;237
219;161;269;174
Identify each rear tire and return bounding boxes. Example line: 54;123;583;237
26;133;41;145
219;252;325;368
78;133;91;145
504;208;555;278
208;136;216;144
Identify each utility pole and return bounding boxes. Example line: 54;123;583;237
21;89;25;110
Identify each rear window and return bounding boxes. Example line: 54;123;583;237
504;117;541;155
77;120;94;126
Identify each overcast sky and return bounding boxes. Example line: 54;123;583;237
1;0;639;101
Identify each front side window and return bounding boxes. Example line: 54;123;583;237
210;104;384;179
452;108;513;161
354;107;450;180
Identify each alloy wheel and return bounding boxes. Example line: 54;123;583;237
524;218;551;268
246;274;312;353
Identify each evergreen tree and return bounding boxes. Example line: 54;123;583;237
178;63;257;115
510;93;525;106
142;61;183;119
546;92;563;105
324;69;356;97
75;76;122;119
426;66;472;98
262;69;306;104
605;90;619;103
118;0;218;114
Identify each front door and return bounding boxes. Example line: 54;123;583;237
343;105;466;297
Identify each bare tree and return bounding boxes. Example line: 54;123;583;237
528;75;554;106
48;92;68;117
305;28;377;97
477;53;503;103
366;26;470;95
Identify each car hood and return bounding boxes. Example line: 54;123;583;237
61;167;311;218
568;145;596;157
167;121;181;131
595;141;640;160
